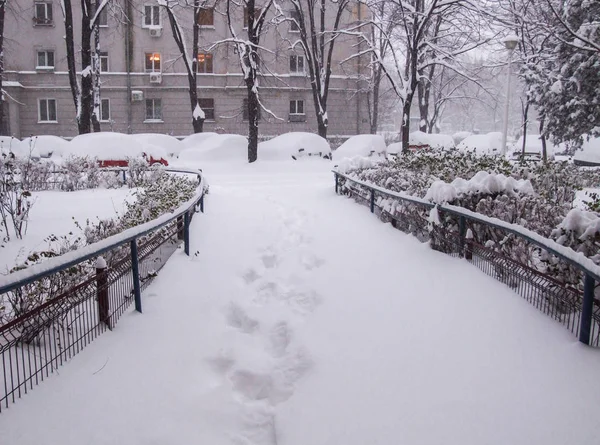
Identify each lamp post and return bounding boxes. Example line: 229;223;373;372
501;35;519;157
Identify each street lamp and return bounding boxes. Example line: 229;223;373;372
501;35;519;157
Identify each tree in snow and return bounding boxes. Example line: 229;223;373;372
0;0;6;135
522;0;600;146
224;0;278;163
356;0;495;152
278;0;352;139
159;0;209;133
61;0;111;134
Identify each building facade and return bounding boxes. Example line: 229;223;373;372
3;0;370;139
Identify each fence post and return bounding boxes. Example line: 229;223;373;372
579;273;595;345
130;239;142;313
458;216;466;258
335;173;339;194
177;215;184;240
122;170;126;185
465;227;473;260
370;189;375;213
200;194;204;213
95;257;111;330
184;211;190;256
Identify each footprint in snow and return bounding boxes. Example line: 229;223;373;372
226;303;260;334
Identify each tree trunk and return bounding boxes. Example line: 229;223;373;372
190;0;203;133
63;0;80;114
540;116;547;163
417;77;429;133
0;0;6;135
91;0;101;132
78;0;93;134
401;98;412;153
246;83;259;163
370;65;382;134
521;100;530;158
317;115;327;139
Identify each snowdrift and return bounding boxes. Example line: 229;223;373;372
409;131;455;150
132;133;183;157
181;132;219;150
178;134;248;163
69;132;167;161
573;137;600;166
22;135;69;159
258;132;331;160
334;134;387;160
1;136;40;160
509;135;556;160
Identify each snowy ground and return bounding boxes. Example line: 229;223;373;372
0;188;135;273
1;160;600;444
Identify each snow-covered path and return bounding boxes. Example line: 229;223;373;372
2;161;600;444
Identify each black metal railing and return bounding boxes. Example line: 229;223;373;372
0;169;206;412
334;171;600;347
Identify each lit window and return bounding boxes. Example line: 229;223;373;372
145;52;161;72
197;53;213;73
34;2;53;25
145;98;163;121
198;7;214;26
39;99;57;122
36;50;55;69
143;4;160;27
290;54;305;74
100;98;111;121
198;98;215;120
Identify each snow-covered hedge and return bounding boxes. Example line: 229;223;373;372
340;150;600;296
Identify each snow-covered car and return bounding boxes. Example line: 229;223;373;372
456;132;504;156
22;135;69;159
178;134;248;164
70;132;169;167
258;132;332;160
409;131;455;151
333;134;387;160
573;136;600;166
509;135;555;161
132;133;184;158
1;136;41;161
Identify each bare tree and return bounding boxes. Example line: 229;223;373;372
160;0;207;133
225;0;276;162
279;0;350;139
61;0;111;134
0;0;6;135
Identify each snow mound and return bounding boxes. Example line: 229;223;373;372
509;134;555;160
258;132;331;160
181;132;219;150
22;135;69;158
133;133;183;157
557;208;600;241
386;142;402;155
70;132;151;160
452;131;473;145
335;156;380;174
425;171;535;203
334;135;386;160
0;136;40;160
573;136;600;165
179;134;248;163
409;131;455;150
457;132;504;156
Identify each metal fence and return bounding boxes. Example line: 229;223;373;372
334;171;600;347
0;170;205;412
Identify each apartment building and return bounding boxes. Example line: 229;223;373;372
2;0;370;139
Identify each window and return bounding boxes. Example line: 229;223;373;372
289;99;304;115
242;98;261;121
98;7;108;27
290;54;305;74
289;9;300;32
198;7;214;26
34;2;53;25
38;99;57;122
100;98;111;122
99;52;109;72
145;52;161;72
145;98;163;121
198;98;215;121
36;50;55;69
143;4;160;27
243;7;261;29
197;53;213;73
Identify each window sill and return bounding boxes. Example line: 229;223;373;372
197;72;215;75
36;66;55;71
142;25;162;29
100;120;111;123
289;72;305;76
199;25;215;29
33;22;54;27
38;120;58;124
143;119;164;124
289;30;300;33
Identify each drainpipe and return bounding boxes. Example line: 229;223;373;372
125;0;133;133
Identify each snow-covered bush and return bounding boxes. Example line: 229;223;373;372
334;134;387;160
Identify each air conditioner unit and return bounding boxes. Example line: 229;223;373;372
131;90;143;101
149;27;162;38
149;73;162;84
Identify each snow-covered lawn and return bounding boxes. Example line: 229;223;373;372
1;160;600;445
0;188;135;272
